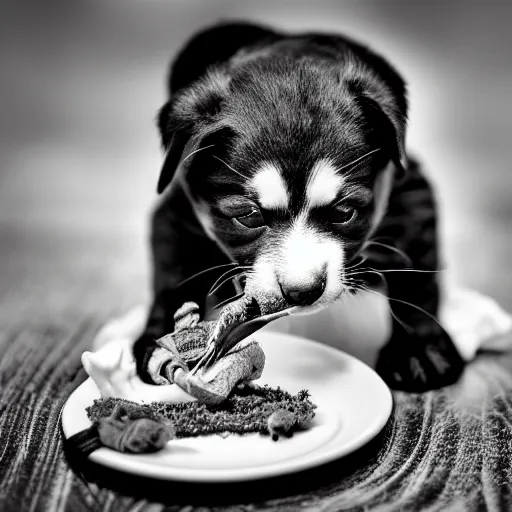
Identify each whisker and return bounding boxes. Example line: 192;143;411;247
363;240;413;266
390;311;412;333
373;268;445;274
213;292;245;311
208;266;252;296
344;256;369;272
345;269;384;280
343;277;380;296
176;262;237;288
337;148;381;173
343;279;412;332
181;144;215;165
344;278;379;292
346;268;444;278
208;270;252;297
213;155;247;179
344;267;445;331
362;286;444;331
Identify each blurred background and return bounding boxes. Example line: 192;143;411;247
1;0;511;327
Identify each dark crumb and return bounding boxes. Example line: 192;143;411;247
86;386;316;439
267;409;296;441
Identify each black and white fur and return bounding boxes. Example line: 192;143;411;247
133;22;465;392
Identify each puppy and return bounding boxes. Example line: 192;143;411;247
133;21;465;392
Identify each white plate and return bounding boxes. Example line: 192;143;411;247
61;331;392;482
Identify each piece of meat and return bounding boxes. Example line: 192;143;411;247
154;298;276;404
190;291;293;372
267;409;296;441
179;338;265;405
97;403;175;453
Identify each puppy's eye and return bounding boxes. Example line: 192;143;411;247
235;208;265;228
329;205;356;224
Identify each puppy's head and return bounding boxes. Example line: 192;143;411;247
157;53;407;311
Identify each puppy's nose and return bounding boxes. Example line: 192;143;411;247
279;277;326;306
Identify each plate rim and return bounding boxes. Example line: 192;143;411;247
62;331;393;482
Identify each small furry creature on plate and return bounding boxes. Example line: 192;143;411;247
133;21;466;393
147;295;293;404
96;403;175;454
146;291;294;405
72;303;317;456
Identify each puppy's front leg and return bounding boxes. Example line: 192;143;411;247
369;159;465;392
133;186;230;383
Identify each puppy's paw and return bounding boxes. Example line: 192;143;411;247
376;326;466;393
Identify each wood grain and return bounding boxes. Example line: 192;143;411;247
3;310;512;511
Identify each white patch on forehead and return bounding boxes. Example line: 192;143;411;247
305;159;344;209
250;162;288;209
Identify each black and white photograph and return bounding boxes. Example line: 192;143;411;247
1;1;512;510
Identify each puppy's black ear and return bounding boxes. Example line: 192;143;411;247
157;131;190;194
156;22;279;194
156;70;231;194
355;93;407;179
156;100;177;149
168;21;279;95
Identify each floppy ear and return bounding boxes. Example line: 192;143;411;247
354;93;407;179
156;70;231;194
156;131;191;194
168;21;279;95
342;56;408;179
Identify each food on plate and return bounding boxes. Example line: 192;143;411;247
86;386;316;443
267;409;297;441
148;296;291;405
97;403;175;453
75;293;315;456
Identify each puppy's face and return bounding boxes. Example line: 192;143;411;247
158;58;406;310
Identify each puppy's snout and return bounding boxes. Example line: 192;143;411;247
279;275;326;306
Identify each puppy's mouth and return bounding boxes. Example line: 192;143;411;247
192;292;297;372
194;267;346;373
